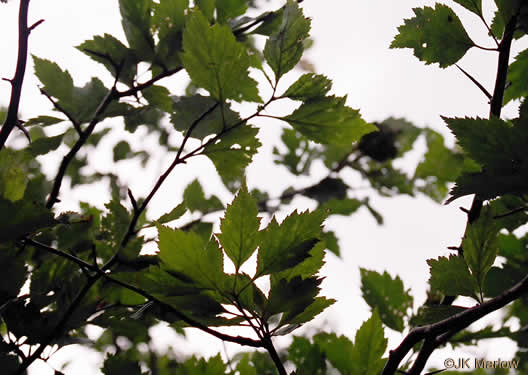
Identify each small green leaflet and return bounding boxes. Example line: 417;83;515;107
195;0;215;22
33;56;74;105
157;225;225;290
313;333;355;374
282;73;332;101
462;205;499;295
118;0;154;58
216;0;248;24
77;33;138;85
275;241;326;282
153;202;187;225
350;311;387;375
264;0;310;80
181;10;261;102
25;115;64;127
453;0;482;16
171;95;240;140
266;276;321;323
504;49;528;105
29;133;64;156
142;85;173;112
202;124;261;190
183;179;223;214
360;269;412;332
217;186;261;270
256;209;327;277
282;96;376;146
0;148;29;202
427;255;478;300
391;4;474;68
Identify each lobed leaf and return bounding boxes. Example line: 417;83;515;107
360;269;413;332
217;185;261;270
263;0;310;80
182;10;261;102
283;95;376;146
391;4;474;68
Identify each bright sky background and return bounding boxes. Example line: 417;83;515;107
1;0;527;374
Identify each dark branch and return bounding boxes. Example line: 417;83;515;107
39;88;82;133
455;64;492;100
0;0;32;149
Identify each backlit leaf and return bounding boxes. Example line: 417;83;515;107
264;0;310;80
283;96;376;146
182;10;261;102
391;4;474;67
217;185;261;270
360;269;412;332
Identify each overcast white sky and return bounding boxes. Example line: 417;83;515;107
1;0;527;373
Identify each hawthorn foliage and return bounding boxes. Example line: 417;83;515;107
0;0;528;374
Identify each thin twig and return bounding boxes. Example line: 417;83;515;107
39;88;82;133
455;64;492;100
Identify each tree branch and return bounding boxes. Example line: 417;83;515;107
0;0;38;149
24;239;263;349
383;272;528;375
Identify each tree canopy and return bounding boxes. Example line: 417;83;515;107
1;0;528;374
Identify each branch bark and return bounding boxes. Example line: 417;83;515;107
0;0;41;149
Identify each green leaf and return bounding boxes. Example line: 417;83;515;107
77;33;137;85
350;310;387;375
272;127;317;176
142;85;173;112
264;0;311;80
183;179;223;213
119;0;154;57
216;0;247;23
321;230;340;257
153;202;187;225
0;198;55;242
282;96;376;146
287;296;335;325
171;95;240;140
112;140;133;161
504;49;528;105
313;333;354;374
256;209;326;277
282;73;332;101
445;116;528;202
462;205;499;293
195;0;216;22
217;186;260;270
151;0;187;70
29;133;64;156
266;276;322;323
33;56;74;104
415;129;464;202
275;241;326;282
288;337;327;375
454;0;482;16
427;255;478;299
202;124;261;190
182;10;261;102
391;4;474;68
360;269;412;332
321;198;362;216
0;148;30;202
25;115;64;127
157;225;225;290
